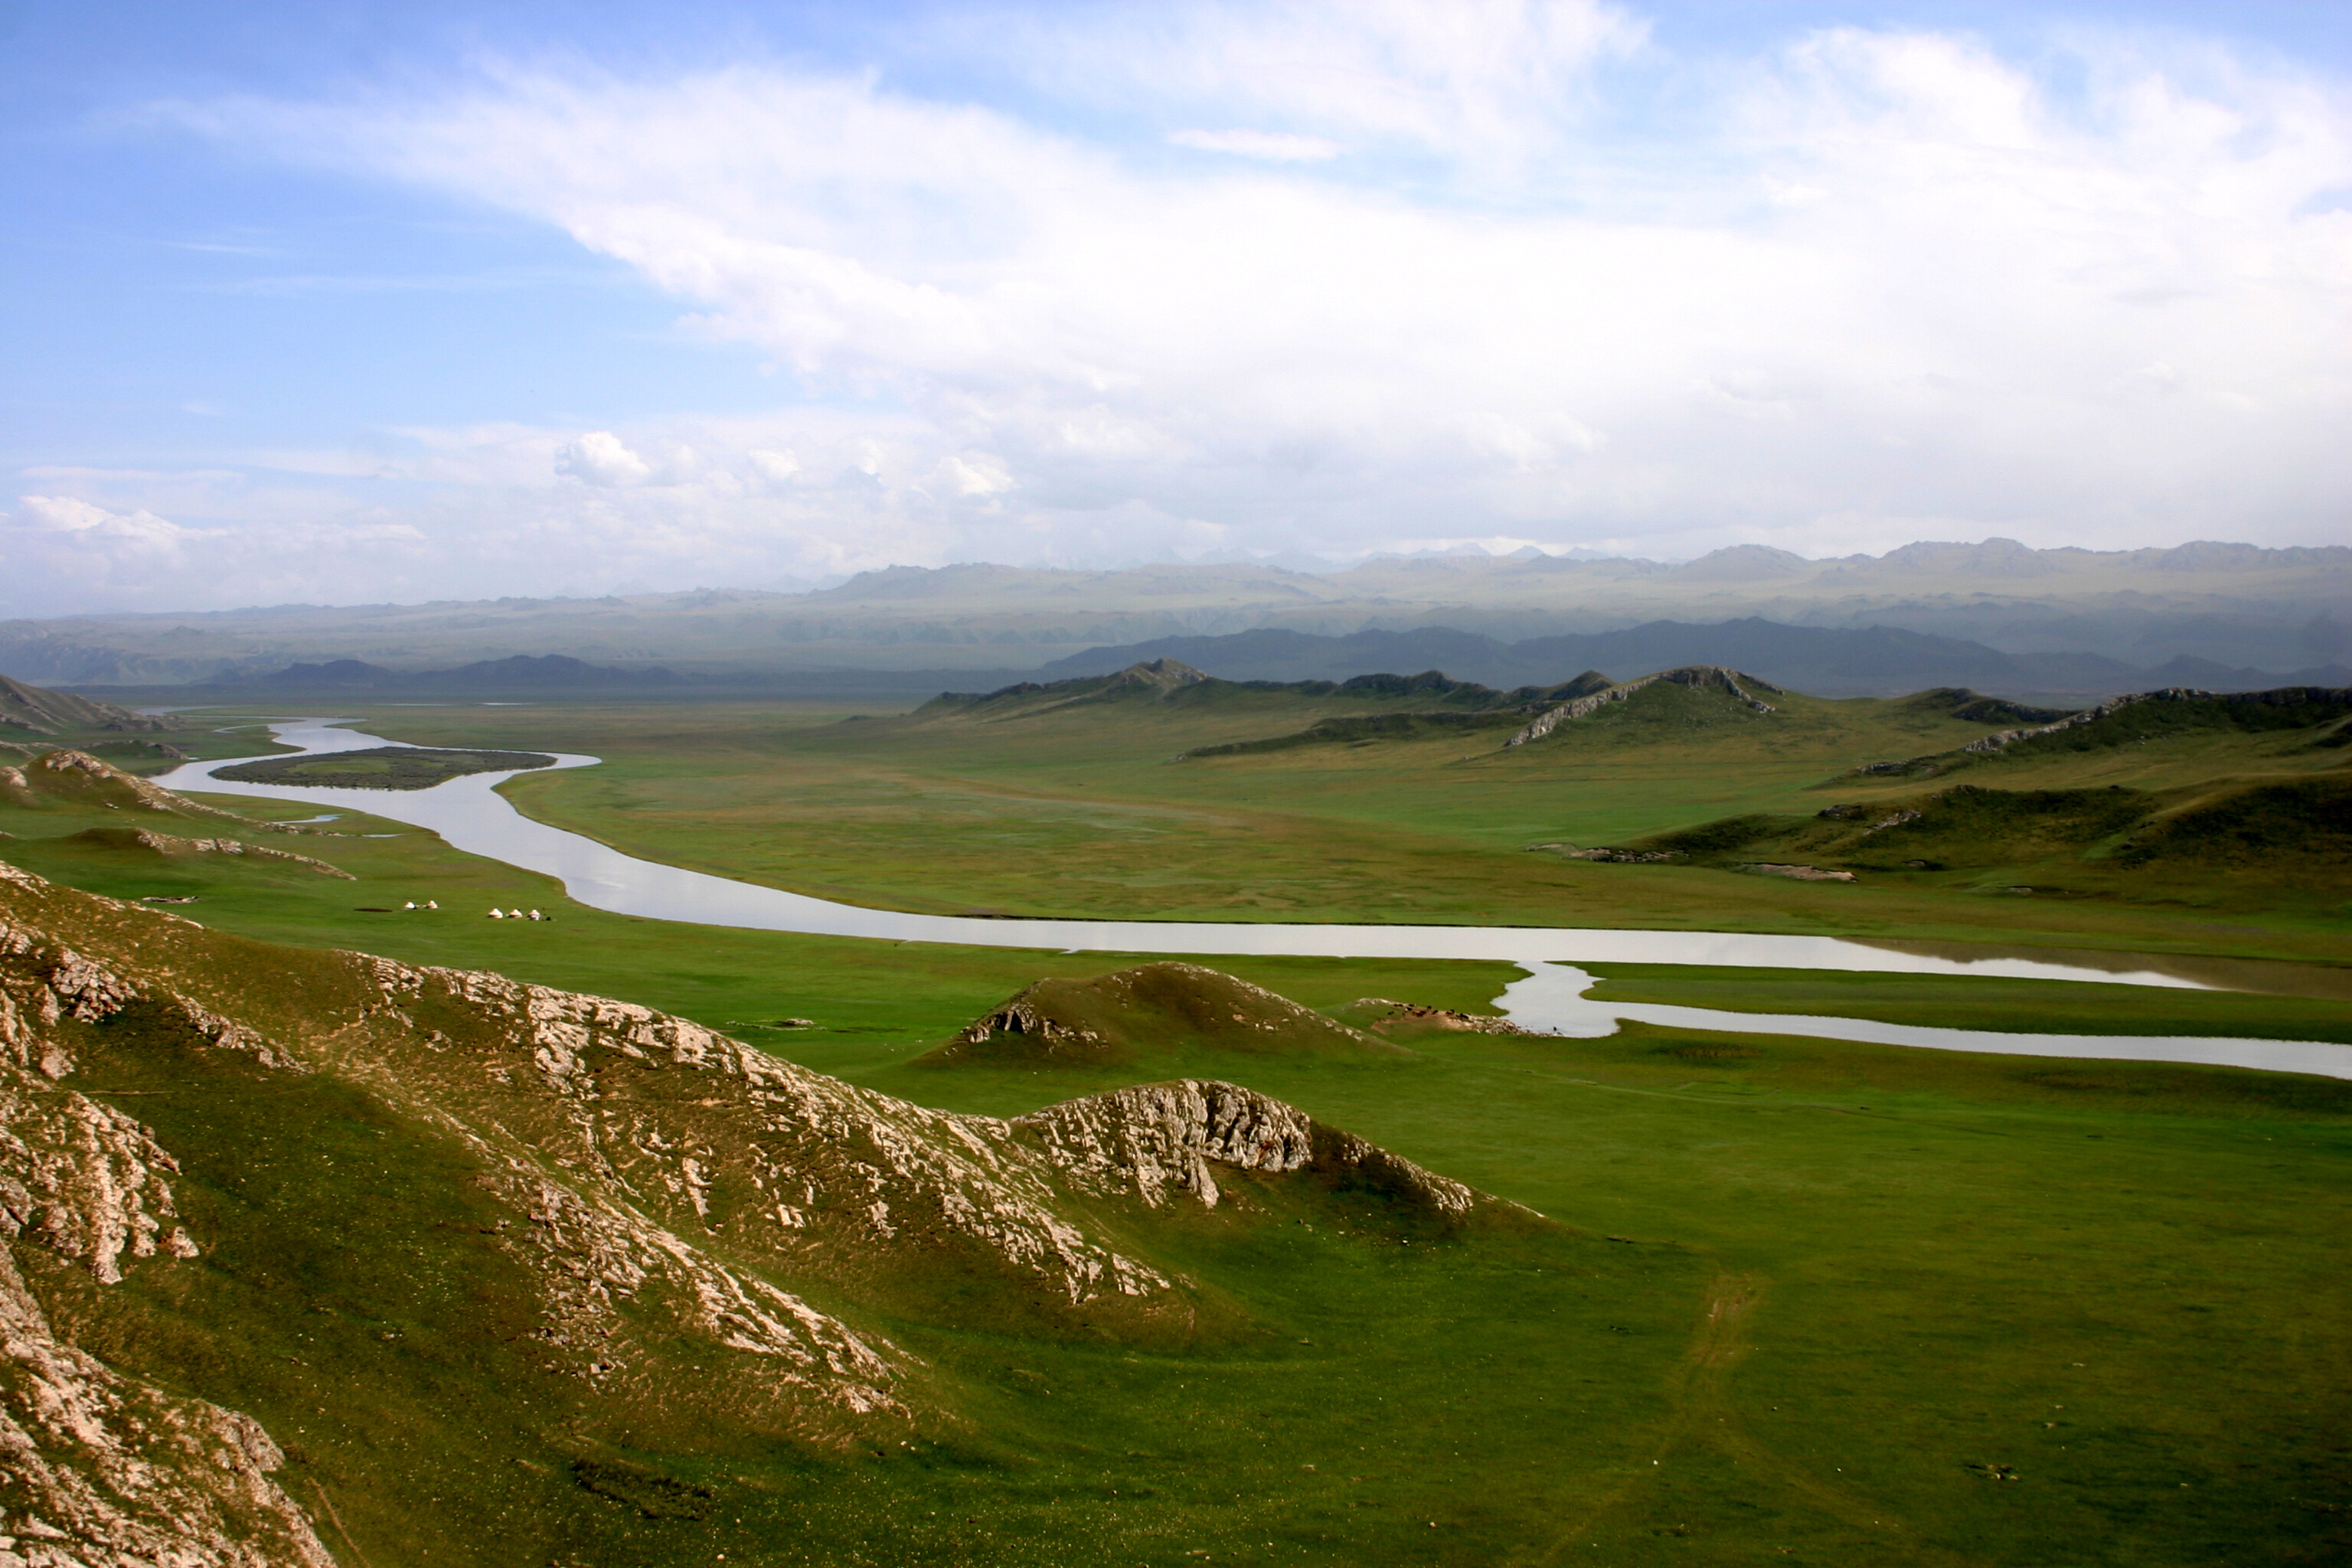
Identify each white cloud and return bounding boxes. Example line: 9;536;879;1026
14;495;194;547
554;430;652;487
64;4;2352;607
1168;128;1343;162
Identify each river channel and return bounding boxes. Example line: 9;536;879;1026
159;719;2352;1080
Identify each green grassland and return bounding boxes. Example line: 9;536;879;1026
3;718;2350;1561
8;688;2352;1562
212;743;556;789
25;886;2350;1566
188;675;2352;970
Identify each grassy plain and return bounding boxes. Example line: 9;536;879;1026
228;686;2352;969
5;695;2349;1562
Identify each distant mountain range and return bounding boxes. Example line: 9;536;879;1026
1034;619;2352;699
214;654;681;690
3;536;2346;690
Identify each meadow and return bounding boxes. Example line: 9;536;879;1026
3;684;2347;1563
228;678;2352;969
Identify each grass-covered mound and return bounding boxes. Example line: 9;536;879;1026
921;961;1413;1066
2115;773;2352;867
212;744;556;790
0;747;302;835
1181;707;1530;756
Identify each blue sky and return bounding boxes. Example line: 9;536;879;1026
4;1;2347;613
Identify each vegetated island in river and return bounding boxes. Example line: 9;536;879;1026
211;745;557;790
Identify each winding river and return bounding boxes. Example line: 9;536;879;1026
158;719;2352;1080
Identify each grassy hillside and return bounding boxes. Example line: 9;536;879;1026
4;854;2348;1565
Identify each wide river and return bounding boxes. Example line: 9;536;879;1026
160;719;2352;1080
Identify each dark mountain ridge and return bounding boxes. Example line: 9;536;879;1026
1039;620;2352;700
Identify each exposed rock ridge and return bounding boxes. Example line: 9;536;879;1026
1963;684;2352;753
1017;1080;1315;1210
0;864;1529;1481
5;750;338;835
0;1246;338;1568
1507;665;1780;747
0;895;331;1563
1018;1079;1488;1220
68;826;356;879
0;867;1194;1430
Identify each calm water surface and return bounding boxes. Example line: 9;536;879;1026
158;720;2352;1080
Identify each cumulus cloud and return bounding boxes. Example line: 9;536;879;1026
89;2;2352;599
554;430;653;487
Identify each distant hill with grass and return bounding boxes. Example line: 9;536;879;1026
0;672;178;735
1520;684;2352;894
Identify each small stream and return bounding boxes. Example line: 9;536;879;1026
157;719;2352;1080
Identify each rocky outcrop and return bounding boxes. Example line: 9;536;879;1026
1018;1078;1494;1223
1506;665;1780;747
0;1246;338;1568
1742;863;1856;883
1018;1080;1316;1210
67;827;356;879
950;995;1107;1055
1344;999;1540;1037
5;751;340;837
0;871;330;1565
1962;684;2352;753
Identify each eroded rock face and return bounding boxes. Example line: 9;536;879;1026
0;871;332;1566
0;1246;338;1568
1018;1080;1316;1210
952;995;1106;1053
1018;1078;1491;1223
66;827;358;879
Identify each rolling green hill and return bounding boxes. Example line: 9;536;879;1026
920;962;1413;1067
0;862;1582;1566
